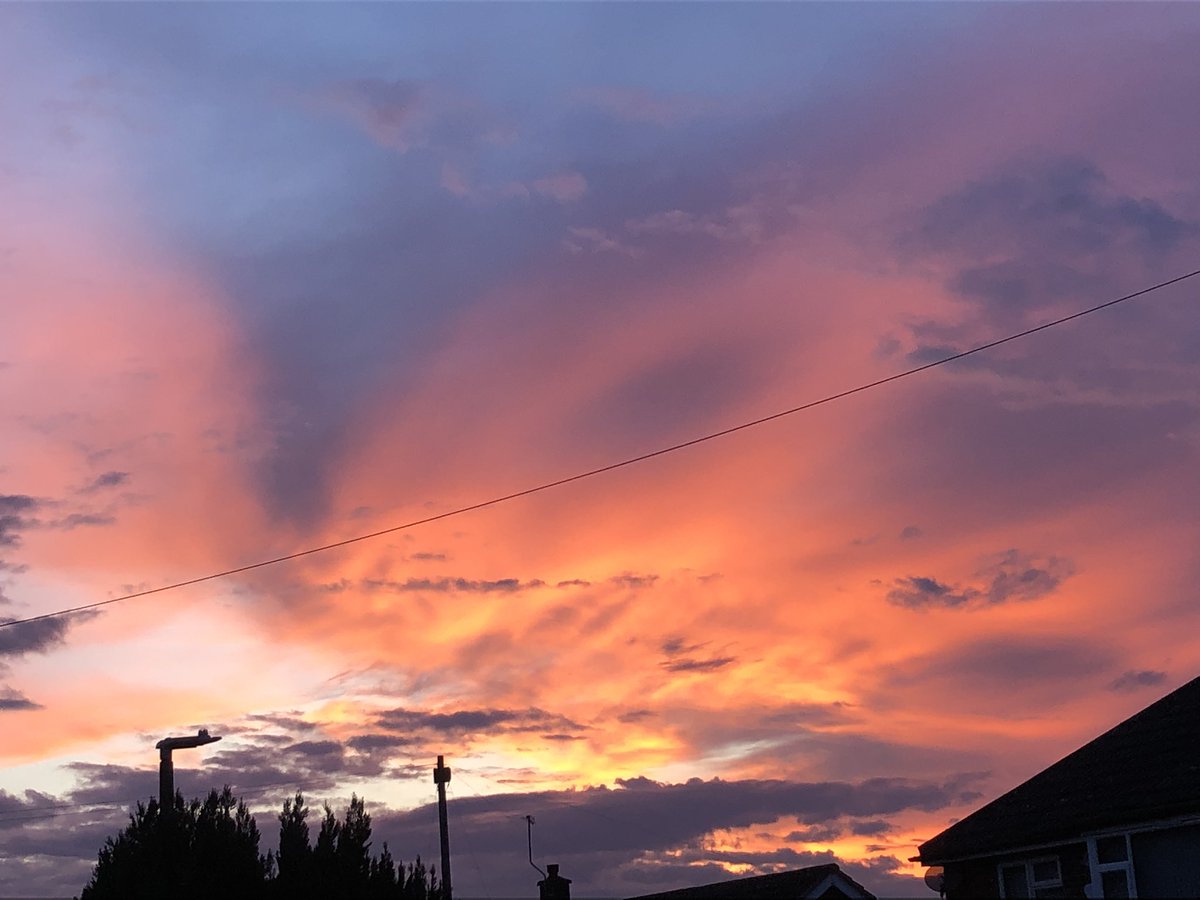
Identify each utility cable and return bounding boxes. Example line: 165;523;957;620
1;267;1195;632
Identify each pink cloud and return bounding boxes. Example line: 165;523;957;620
625;203;767;242
577;86;712;125
561;225;641;257
314;78;425;152
439;162;471;197
532;170;588;203
439;168;586;204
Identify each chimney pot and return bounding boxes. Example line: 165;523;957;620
539;862;571;900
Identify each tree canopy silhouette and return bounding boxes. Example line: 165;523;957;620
80;788;438;900
275;791;438;900
80;786;265;899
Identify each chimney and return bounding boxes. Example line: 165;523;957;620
538;863;571;900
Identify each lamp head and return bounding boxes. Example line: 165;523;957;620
155;729;223;752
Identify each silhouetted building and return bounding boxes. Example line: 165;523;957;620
539;862;572;900
624;863;875;899
914;675;1200;898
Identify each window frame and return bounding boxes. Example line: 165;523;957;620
1087;833;1138;899
997;855;1064;898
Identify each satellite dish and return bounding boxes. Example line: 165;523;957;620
924;866;945;895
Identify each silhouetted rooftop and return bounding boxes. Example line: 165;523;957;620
624;862;875;899
918;675;1200;864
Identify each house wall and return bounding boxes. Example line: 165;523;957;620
1131;823;1200;898
940;823;1200;899
943;842;1090;900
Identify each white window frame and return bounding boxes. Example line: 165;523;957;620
998;855;1063;898
1086;833;1138;899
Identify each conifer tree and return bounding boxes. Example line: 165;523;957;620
81;788;437;899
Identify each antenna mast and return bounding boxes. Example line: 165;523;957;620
526;814;546;878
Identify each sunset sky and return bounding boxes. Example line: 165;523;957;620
2;4;1199;897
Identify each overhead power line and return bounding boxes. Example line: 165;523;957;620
1;267;1196;632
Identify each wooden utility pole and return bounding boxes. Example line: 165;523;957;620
433;754;453;900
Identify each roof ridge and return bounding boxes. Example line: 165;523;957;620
918;674;1200;863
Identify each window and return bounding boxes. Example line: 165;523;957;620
1101;870;1131;899
1031;859;1062;885
1089;834;1136;899
1001;863;1030;899
998;857;1062;898
1096;835;1127;865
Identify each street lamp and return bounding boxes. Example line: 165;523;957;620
155;728;221;817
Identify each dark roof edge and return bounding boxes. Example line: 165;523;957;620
621;863;849;900
820;864;876;899
916;811;1200;866
916;675;1200;859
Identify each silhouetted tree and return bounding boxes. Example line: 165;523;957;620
81;788;437;900
337;795;374;895
81;787;266;899
195;785;266;890
368;842;399;898
274;791;313;894
402;857;439;900
312;801;342;897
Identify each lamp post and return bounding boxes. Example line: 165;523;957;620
155;728;221;818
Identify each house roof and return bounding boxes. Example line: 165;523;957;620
624;863;875;900
918;675;1200;864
